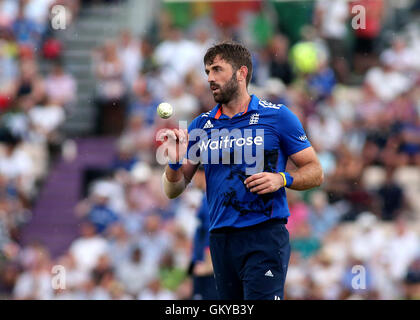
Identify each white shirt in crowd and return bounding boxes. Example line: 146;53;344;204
118;40;142;87
316;0;349;40
365;67;412;102
69;236;108;272
154;39;202;82
116;259;157;296
13;271;53;300
137;287;175;300
44;74;77;105
0;147;33;180
307;115;344;152
28;105;65;134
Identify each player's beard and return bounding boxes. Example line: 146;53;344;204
211;72;239;104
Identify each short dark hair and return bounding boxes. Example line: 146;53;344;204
204;41;253;86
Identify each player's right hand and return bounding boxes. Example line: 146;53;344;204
158;128;188;164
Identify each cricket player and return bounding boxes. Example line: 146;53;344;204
161;42;323;300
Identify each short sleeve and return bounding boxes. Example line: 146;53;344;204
278;106;311;156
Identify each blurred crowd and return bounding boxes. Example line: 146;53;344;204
1;0;420;300
0;0;79;297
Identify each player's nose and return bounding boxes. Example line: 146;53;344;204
207;72;215;83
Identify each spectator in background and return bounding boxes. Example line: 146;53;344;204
309;250;344;299
307;112;343;153
395;113;420;166
0;28;18;98
76;277;110;300
306;53;336;104
340;255;376;299
365;54;412;103
308;190;342;240
264;77;289;106
117;29;142;88
351;0;385;74
125;161;157;214
284;251;308;300
154;26;201;86
159;250;187;293
380;218;419;281
0;0;18;28
290;222;321;260
16;59;45;106
403;257;420;300
267;34;294;85
24;0;56;35
350;212;385;264
137;214;171;268
106;223;132;266
69;221;108;273
377;167;405;220
0;263;20;299
128;75;159;126
90;254;114;292
137;277;175;300
119;113;155;165
12;3;41;50
111;138;138;172
77;182;120;234
44;61;77;110
314;0;349;83
381;36;420;75
13;243;53;300
286;190;310;238
166;84;199;124
55;253;88;294
0;129;35;197
28;97;65;145
93;41;126;135
116;246;156;297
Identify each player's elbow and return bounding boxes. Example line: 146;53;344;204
315;166;324;187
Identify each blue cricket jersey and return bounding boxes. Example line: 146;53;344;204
186;95;311;231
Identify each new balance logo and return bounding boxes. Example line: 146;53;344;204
274;296;281;300
203;120;214;129
265;270;274;277
249;113;259;125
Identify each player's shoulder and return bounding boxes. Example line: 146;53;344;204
188;111;212;130
199;110;212;119
256;98;304;128
257;98;291;117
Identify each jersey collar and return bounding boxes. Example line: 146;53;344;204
209;94;260;119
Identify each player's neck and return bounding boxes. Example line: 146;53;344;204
221;91;251;118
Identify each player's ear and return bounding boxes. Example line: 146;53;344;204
238;66;248;83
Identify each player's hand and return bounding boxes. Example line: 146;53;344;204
244;172;285;195
158;128;188;163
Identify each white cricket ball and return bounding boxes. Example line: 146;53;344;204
157;102;173;119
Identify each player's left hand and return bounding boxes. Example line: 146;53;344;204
244;172;285;195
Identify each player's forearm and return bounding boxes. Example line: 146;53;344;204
162;165;187;199
165;165;184;182
287;162;324;191
163;162;198;199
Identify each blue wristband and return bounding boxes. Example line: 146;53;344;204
168;162;182;171
279;172;294;188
